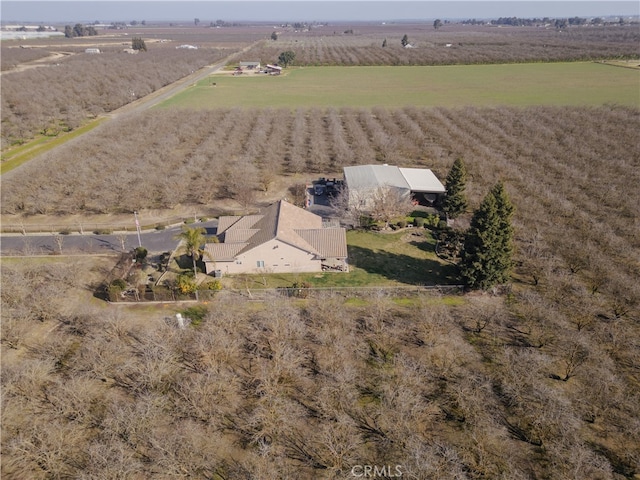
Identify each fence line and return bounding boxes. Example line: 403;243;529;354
0;215;210;234
225;284;464;299
104;284;463;304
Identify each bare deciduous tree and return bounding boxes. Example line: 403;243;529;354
370;184;414;229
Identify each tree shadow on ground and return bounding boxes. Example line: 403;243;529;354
347;245;459;285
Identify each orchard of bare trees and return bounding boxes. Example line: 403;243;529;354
247;23;639;67
2;102;639;477
2;20;639;479
2;259;639;478
1;46;232;149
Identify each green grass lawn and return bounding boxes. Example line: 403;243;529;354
224;228;459;290
158;62;640;109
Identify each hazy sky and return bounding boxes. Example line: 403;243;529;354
2;1;638;23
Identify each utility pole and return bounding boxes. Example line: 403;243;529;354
133;211;142;248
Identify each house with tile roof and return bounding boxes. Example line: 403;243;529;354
203;200;348;275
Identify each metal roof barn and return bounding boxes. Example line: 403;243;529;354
399;167;446;193
343;164;445;210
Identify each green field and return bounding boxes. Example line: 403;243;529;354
158;62;640;109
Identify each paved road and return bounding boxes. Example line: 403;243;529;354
0;220;218;256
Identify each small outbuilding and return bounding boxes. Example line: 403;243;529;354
239;61;261;70
265;64;282;75
84;48;101;54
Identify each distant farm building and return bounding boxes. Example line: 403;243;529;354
239;61;261;70
343;164;446;209
176;44;198;50
203;200;348;275
265;64;282;75
84;48;101;54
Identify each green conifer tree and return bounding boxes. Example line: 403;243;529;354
132;37;147;51
443;157;468;219
460;181;514;289
490;181;515;277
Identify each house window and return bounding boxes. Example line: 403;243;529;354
257;260;265;268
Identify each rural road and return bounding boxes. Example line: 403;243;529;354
0;220;218;256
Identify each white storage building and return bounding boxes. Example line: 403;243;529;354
343;164;446;209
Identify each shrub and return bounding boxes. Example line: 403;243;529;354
110;278;127;290
180;305;208;325
93;229;112;235
59;229;71;235
199;280;222;291
397;219;407;228
414;217;426;228
134;246;148;261
359;216;374;229
176;273;197;294
285;281;311;298
428;214;441;227
107;278;127;302
155;224;166;230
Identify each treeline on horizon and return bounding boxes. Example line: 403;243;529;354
462;15;634;26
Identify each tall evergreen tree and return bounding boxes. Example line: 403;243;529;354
443;157;468;219
460;181;514;289
132;37;147;51
490;181;515;276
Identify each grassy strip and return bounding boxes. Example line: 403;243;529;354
157;62;640;109
1;118;107;175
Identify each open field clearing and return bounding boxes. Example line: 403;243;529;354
160;62;640;108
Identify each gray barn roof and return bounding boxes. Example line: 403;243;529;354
344;165;445;193
399;167;446;193
343;164;410;191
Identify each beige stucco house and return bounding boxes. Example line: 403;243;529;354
203;200;348;275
